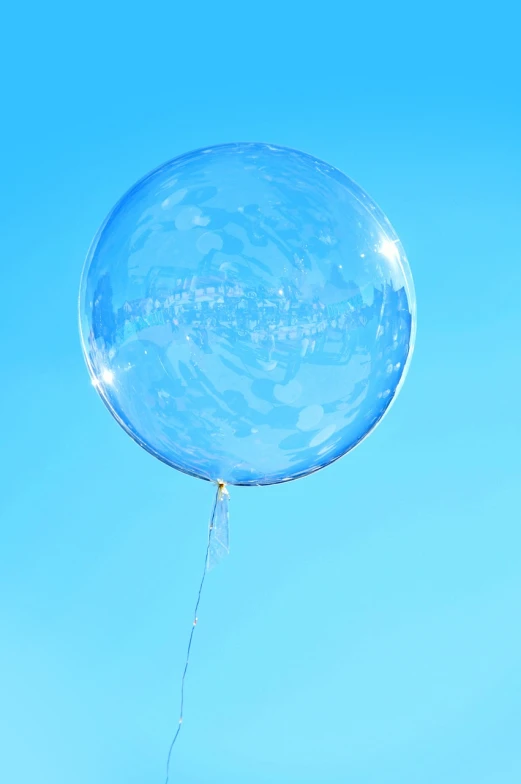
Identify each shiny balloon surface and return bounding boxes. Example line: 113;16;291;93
79;143;416;485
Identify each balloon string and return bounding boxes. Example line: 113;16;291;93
164;483;223;784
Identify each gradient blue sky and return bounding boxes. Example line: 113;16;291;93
1;2;520;783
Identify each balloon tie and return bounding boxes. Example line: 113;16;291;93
164;481;229;784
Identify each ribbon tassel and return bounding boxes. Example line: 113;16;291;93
207;481;230;571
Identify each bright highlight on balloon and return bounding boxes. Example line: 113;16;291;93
91;368;114;386
378;238;401;264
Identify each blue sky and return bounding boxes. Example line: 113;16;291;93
1;1;520;782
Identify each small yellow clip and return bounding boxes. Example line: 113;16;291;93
216;479;229;498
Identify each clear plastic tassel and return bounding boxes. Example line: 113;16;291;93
207;481;230;571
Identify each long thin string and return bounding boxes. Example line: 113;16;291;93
164;487;220;784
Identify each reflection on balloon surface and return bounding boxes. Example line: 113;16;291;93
79;143;416;485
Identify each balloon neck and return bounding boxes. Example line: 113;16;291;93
217;480;228;497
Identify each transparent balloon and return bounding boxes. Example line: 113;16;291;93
79;143;416;486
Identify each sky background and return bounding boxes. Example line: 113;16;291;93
1;1;520;782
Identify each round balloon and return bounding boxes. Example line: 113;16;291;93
79;143;416;486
